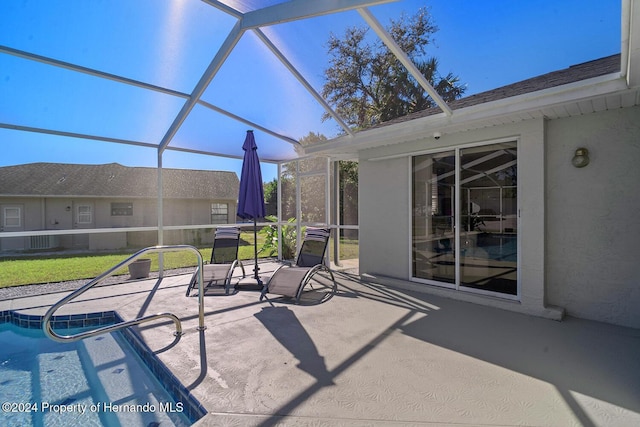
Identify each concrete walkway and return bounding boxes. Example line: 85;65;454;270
2;265;639;426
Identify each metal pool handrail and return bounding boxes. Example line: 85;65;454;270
43;245;205;343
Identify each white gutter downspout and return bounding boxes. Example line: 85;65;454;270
622;0;640;88
622;0;631;82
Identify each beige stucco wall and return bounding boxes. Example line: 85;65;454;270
545;106;640;328
0;196;237;252
0;198;49;250
44;199;74;230
358;106;640;328
0;198;42;230
359;155;411;278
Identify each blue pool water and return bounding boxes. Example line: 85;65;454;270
464;234;517;262
0;314;202;427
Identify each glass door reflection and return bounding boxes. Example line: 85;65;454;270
459;142;518;295
412;151;456;285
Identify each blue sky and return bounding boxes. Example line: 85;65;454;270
0;0;621;183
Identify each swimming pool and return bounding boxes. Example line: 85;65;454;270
0;311;204;427
464;233;517;262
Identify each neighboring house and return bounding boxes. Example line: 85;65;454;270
307;54;640;329
0;162;239;252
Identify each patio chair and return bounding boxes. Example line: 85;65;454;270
260;227;337;304
186;227;245;296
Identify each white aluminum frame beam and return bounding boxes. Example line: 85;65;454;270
0;45;300;156
198;98;300;145
0;45;190;99
357;8;453;116
158;20;245;154
253;29;354;136
159;0;398;154
0;122;287;163
240;0;395;30
3;0;451;163
200;0;243;19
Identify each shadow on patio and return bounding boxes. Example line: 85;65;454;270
2;267;639;426
232;272;640;426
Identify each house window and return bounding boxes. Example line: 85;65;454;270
211;203;228;224
111;202;133;216
3;207;21;228
77;205;92;224
411;141;518;297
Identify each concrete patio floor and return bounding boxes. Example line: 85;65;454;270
2;263;639;427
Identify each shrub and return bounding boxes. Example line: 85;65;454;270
260;216;302;260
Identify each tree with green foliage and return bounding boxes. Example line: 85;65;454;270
263;178;278;217
322;7;465;129
263;9;466;252
317;7;466;239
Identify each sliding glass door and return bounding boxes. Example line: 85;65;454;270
412;141;518;297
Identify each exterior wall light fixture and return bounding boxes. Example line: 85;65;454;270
572;147;590;168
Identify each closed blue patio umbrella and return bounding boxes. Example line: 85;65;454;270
237;130;266;284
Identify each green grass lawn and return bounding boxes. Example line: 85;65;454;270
0;232;273;288
0;237;359;288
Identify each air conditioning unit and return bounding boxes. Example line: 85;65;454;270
29;235;59;250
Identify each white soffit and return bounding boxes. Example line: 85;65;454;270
305;71;639;158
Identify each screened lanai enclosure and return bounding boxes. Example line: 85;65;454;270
1;0;417;264
1;0;634;304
